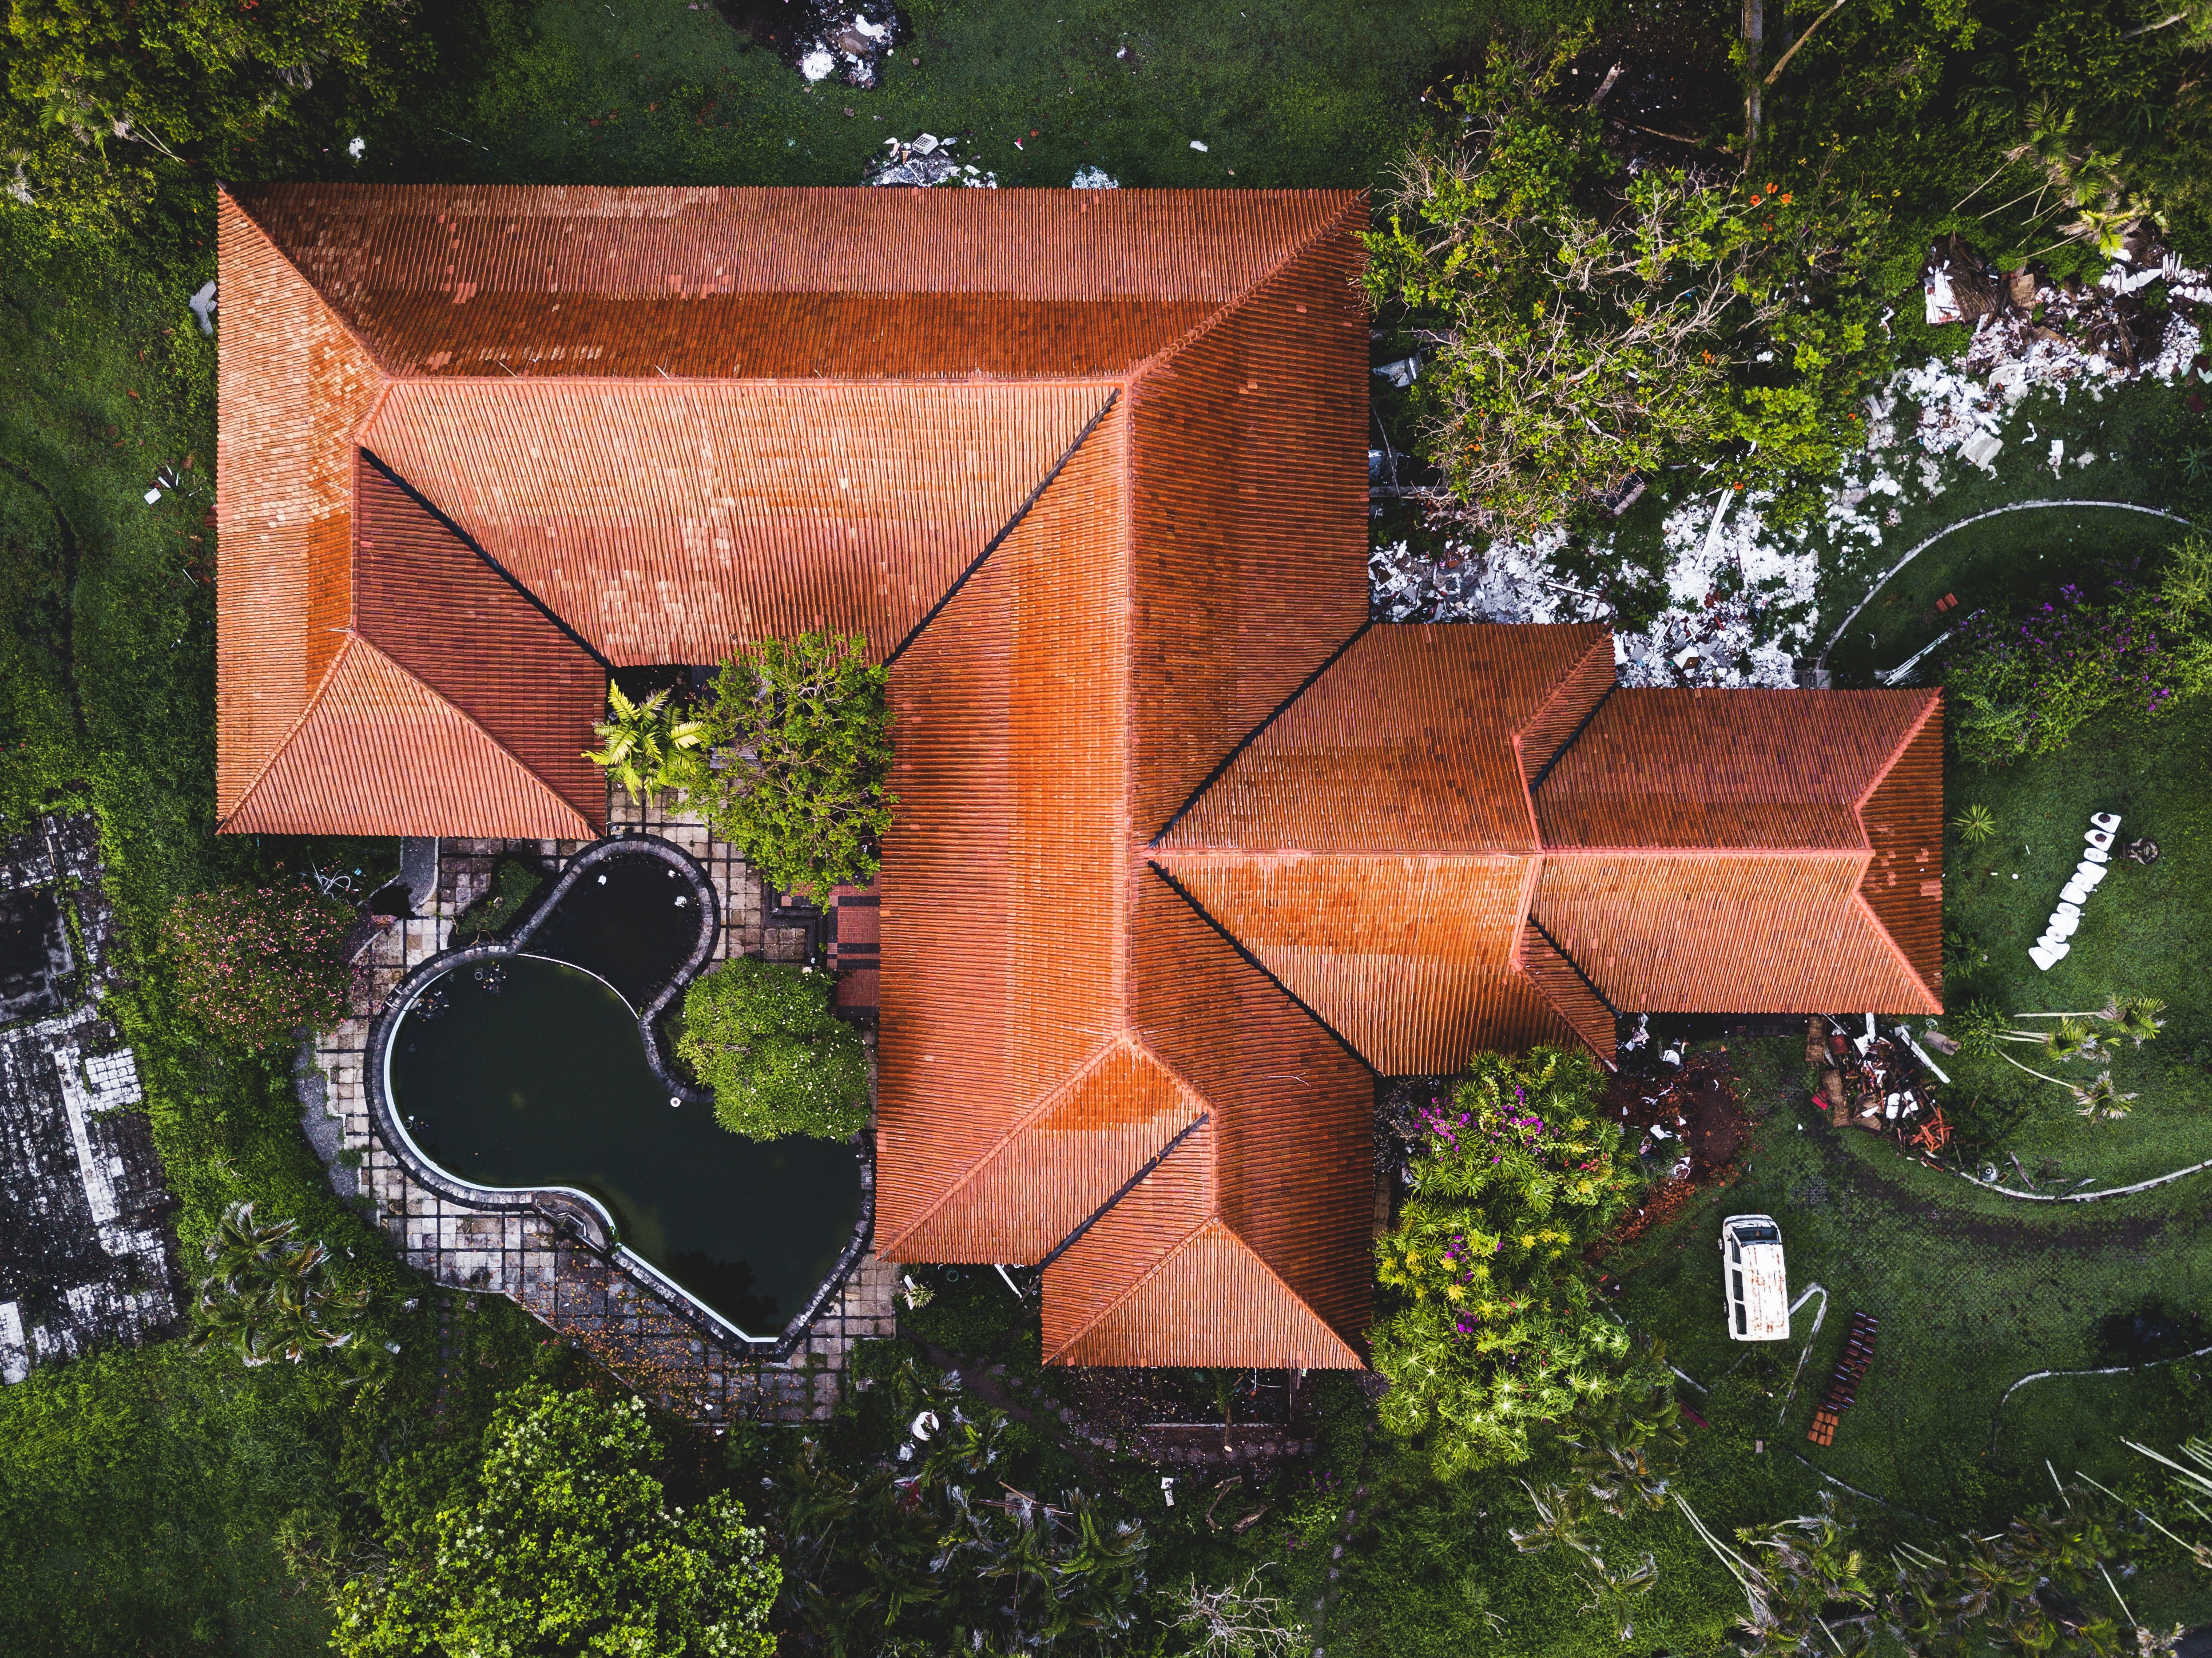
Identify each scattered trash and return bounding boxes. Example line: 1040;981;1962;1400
1189;139;1209;152
142;487;161;505
1070;165;1117;189
1372;355;1419;389
868;133;995;188
347;136;364;160
188;280;217;335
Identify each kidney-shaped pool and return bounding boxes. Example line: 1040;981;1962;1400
385;891;864;1339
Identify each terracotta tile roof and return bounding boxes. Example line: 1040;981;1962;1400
1533;851;1940;1014
873;402;1133;1255
215;191;388;819
1150;851;1568;1075
1535;688;1936;849
360;379;1113;665
1159;624;1614;855
223;184;1359;380
1516;922;1619;1062
353;458;606;828
1855;695;1944;997
1127;209;1375;835
222;637;597;839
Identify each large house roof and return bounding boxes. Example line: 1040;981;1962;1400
217;185;1943;1371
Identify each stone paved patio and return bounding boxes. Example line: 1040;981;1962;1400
309;795;895;1423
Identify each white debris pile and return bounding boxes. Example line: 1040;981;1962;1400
1369;486;1818;689
1901;239;2210;459
1071;165;1118;189
797;6;896;85
868;133;995;188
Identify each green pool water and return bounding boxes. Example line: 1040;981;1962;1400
387;955;862;1336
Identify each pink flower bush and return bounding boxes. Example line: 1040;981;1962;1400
163;884;353;1048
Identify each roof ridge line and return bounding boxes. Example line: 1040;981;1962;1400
875;1030;1198;1256
1121;192;1369;389
1043;1210;1218;1363
1535;845;1870;860
1149;619;1372;847
882;386;1121;668
1521;914;1620;1020
1035;1109;1211;1275
221;185;403;379
218;632;364;829
347;637;597;836
1852;689;1944;823
358;447;614;672
1143;861;1376;1076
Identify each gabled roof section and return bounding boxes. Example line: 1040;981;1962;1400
354;457;606;828
873;402;1131;1252
1534;851;1941;1015
360;379;1114;665
222;637;597;839
1151;852;1568;1075
1159;624;1613;855
1535;688;1937;850
215;189;388;819
1854;693;1944;998
221;185;1360;380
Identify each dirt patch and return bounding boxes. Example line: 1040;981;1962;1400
1604;1046;1754;1182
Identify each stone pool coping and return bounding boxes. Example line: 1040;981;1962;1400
363;832;876;1360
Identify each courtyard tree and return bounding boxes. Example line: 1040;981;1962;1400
677;957;869;1140
332;1385;780;1658
162;882;353;1049
186;1200;368;1367
694;631;894;904
1369;1046;1645;1477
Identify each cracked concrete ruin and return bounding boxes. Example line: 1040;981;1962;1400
0;814;181;1384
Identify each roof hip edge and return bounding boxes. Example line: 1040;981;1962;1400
1142;860;1376;1076
881;386;1121;667
217;630;363;830
1852;688;1944;818
1527;680;1618;799
358;447;614;672
220;184;402;379
1034;1110;1211;1275
1149;620;1373;846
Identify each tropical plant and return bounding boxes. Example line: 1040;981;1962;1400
1955;997;2159;1120
186;1201;368;1367
1362;41;1884;535
1947;541;2212;765
694;632;893;903
1510;1480;1659;1643
1560;1347;1688;1516
1369;1046;1644;1476
1951;803;1999;845
332;1386;779;1657
162;883;354;1048
1;0;426;233
449;856;544;945
771;1356;1147;1655
583;684;706;804
676;957;869;1140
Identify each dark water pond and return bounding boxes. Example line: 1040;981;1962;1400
522;853;705;1008
388;956;861;1335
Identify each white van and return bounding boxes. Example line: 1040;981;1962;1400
1721;1214;1790;1341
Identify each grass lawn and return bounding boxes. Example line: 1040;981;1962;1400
1940;699;2212;1185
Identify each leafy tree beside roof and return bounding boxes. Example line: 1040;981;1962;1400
1364;41;1887;536
678;957;870;1141
1369;1046;1644;1478
1;0;426;235
694;631;893;906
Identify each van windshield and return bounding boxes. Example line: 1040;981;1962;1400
1732;1223;1781;1246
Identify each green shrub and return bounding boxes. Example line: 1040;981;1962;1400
693;632;893;904
332;1385;780;1658
450;857;543;944
1369;1046;1643;1478
583;683;705;803
161;882;352;1048
1946;539;2212;765
676;957;869;1140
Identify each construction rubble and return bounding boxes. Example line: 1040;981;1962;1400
1805;1014;1954;1164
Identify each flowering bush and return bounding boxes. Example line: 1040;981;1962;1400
1947;538;2212;765
162;883;353;1048
677;957;869;1140
1371;1047;1643;1477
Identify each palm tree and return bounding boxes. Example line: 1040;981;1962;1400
186;1201;368;1367
2070;1072;2137;1122
1952;804;1999;846
583;685;707;803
